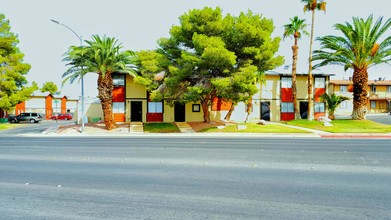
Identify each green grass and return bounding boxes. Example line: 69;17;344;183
144;122;180;133
201;123;310;133
286;119;391;133
0;123;17;130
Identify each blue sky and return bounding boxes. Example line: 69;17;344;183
2;0;391;98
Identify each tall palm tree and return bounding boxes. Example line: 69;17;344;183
302;0;327;120
63;35;138;130
313;15;391;120
320;93;349;120
283;16;309;119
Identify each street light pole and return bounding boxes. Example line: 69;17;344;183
51;19;85;133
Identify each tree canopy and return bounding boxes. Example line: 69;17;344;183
40;82;58;95
137;7;283;122
0;13;37;112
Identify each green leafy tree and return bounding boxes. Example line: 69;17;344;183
138;7;283;123
320;93;349;120
302;0;327;120
0;13;37;113
313;15;391;120
63;35;138;130
40;82;58;95
283;16;309;119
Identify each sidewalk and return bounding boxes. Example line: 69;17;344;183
40;121;391;139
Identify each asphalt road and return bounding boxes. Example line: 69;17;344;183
1;137;390;219
0;120;73;136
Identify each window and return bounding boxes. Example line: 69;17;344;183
113;102;125;113
371;86;376;93
315;78;325;88
314;102;325;113
340;85;348;92
387;86;391;93
281;102;294;113
113;75;125;87
192;104;200;112
370;101;376;109
281;77;292;88
148;102;163;113
340;101;347;109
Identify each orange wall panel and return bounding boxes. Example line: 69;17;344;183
212;97;232;111
61;97;67;114
113;113;126;122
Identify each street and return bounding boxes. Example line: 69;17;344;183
0;137;390;219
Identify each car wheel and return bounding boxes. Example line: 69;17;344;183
30;119;36;123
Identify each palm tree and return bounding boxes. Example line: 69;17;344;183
302;0;327;120
63;35;138;130
313;15;391;120
283;16;309;119
320;93;349;120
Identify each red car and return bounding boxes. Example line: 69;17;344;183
51;113;73;120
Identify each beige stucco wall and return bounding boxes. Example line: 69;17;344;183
126;75;147;99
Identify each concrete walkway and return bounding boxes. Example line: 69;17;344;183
269;122;332;135
175;122;196;133
129;122;143;133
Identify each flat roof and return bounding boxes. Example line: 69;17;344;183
265;70;335;77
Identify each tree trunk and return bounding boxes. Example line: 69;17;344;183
98;73;117;130
201;97;211;123
351;68;368;120
244;99;252;123
307;9;316;121
224;102;235;121
291;44;300;119
328;110;335;120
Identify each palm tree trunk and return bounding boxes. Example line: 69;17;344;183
351;68;368;120
307;9;315;121
291;43;300;119
98;73;117;130
224;102;235;121
201;96;211;123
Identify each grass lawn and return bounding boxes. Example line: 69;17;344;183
0;123;17;130
144;122;180;133
286;119;391;133
201;123;310;133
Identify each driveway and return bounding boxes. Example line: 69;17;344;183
366;114;391;125
0;120;74;136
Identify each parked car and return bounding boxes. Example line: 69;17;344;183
50;113;73;120
8;112;43;123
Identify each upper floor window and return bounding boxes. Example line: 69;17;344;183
113;75;125;87
281;77;292;88
387;86;391;93
314;77;325;88
371;85;376;93
340;85;348;93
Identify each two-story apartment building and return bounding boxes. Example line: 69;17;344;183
330;78;391;115
112;71;333;123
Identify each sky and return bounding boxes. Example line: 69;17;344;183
2;0;391;99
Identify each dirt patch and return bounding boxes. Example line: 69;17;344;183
187;121;229;132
